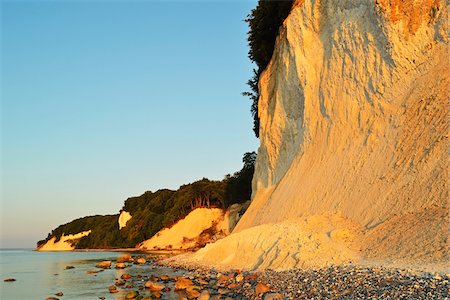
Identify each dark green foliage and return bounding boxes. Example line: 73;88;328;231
224;152;257;207
244;0;294;137
37;152;257;249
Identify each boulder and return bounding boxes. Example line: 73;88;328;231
95;261;111;269
145;281;165;292
175;278;193;290
255;282;270;295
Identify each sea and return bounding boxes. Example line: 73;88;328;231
0;248;184;299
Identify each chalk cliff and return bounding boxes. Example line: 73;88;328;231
188;0;449;271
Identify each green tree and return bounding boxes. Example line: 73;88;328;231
244;0;294;137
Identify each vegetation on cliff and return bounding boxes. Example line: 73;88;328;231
244;0;294;137
37;152;256;249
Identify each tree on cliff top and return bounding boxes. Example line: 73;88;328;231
244;0;294;138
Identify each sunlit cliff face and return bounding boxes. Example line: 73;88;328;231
118;211;132;230
37;230;92;251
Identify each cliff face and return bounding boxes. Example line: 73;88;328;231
188;0;448;271
238;0;448;231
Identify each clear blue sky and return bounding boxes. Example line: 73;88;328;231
1;0;258;248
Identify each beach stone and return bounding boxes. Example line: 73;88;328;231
218;288;232;295
3;278;16;282
235;273;244;282
198;290;210;300
256;282;270;295
65;266;75;270
108;285;118;293
175;278;193;290
54;292;64;296
218;274;233;283
152;291;162;298
185;286;201;299
121;273;132;280
117;254;132;263
46;298;59;300
136;258;146;264
145;281;165;291
115;280;125;286
125;290;139;299
86;270;98;274
264;293;283;300
245;274;258;281
96;261;112;269
197;279;209;285
116;262;126;269
160;275;171;281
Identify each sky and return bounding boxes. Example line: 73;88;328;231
1;0;259;248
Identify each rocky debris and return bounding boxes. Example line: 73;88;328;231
64;266;75;270
54;292;64;297
3;278;16;282
95;261;111;269
99;254;450;300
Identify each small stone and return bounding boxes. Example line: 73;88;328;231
108;285;118;293
218;274;233;283
121;273;132;280
65;266;75;270
3;278;16;282
244;273;258;281
264;293;283;300
196;278;209;285
116;262;126;269
145;281;165;291
255;282;270;295
54;292;64;296
218;288;232;295
125;290;139;299
136;258;146;264
235;273;244;282
175;278;193;290
186;286;201;299
198;290;210;300
160;275;171;281
86;270;98;274
46;298;59;300
115;280;125;286
434;275;442;280
95;261;112;269
117;254;132;263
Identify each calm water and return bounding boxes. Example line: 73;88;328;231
0;249;184;299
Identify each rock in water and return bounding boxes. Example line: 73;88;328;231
136;258;146;264
115;262;126;269
175;278;193;290
145;281;165;291
95;261;111;269
125;290;139;299
54;292;64;296
3;278;16;282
